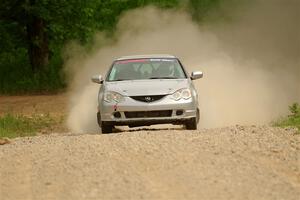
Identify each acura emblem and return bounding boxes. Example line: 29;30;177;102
145;96;152;102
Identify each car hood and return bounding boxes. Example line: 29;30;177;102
104;79;189;96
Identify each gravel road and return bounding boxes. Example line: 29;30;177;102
1;126;300;200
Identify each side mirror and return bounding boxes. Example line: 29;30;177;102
191;71;203;80
91;75;103;84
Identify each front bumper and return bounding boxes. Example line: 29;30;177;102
98;95;197;126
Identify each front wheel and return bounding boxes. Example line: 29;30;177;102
101;122;113;134
185;117;197;130
97;112;113;134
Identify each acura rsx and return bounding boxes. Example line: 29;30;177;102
91;55;203;133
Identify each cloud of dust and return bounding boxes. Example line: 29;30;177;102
64;0;300;133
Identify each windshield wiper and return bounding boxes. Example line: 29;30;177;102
149;76;178;79
112;79;130;82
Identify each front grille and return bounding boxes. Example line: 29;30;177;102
130;95;166;103
124;110;172;118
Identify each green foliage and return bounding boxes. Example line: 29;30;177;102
0;113;56;138
289;103;300;117
0;0;182;94
0;0;223;94
0;47;65;93
274;103;300;132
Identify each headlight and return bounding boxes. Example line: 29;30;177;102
104;91;124;103
181;89;192;99
171;88;192;100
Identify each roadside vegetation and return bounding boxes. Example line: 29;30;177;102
274;103;300;133
0;0;226;94
0;113;62;138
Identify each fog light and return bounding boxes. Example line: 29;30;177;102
176;110;184;116
113;112;121;118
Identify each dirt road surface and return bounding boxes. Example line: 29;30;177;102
1;126;300;200
0;95;67;117
1;95;300;199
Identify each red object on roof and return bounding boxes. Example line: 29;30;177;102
116;59;148;64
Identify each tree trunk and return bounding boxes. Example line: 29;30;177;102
26;16;49;73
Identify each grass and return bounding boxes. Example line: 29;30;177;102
0;113;59;138
274;103;300;133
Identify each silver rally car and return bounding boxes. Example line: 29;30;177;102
91;55;203;133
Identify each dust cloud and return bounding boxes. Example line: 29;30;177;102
64;0;300;133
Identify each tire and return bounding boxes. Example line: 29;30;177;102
97;112;113;134
97;112;101;127
101;122;113;134
185;109;199;130
196;108;200;124
185;117;197;130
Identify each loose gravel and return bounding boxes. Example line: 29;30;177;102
0;126;299;200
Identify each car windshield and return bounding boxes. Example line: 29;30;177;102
107;58;186;81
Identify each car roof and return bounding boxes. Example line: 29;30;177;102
115;54;176;61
